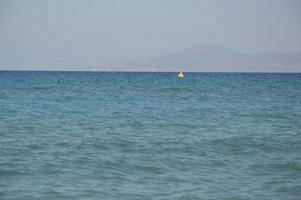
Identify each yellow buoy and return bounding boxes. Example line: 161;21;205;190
177;72;184;79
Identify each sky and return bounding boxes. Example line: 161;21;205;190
0;0;301;70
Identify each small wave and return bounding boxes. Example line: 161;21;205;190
152;87;194;93
0;169;29;176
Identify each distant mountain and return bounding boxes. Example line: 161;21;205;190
90;44;301;72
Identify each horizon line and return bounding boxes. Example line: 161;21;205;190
1;69;301;74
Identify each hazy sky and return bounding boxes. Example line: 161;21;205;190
0;0;301;70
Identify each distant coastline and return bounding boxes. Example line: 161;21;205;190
1;44;301;73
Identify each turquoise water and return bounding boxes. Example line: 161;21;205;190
0;71;301;200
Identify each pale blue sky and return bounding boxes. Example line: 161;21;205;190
0;0;300;70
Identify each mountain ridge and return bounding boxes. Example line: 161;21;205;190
90;44;301;72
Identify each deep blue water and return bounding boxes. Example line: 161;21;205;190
0;71;301;200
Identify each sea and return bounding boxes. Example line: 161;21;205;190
0;71;300;200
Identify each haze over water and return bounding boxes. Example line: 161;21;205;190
0;71;301;200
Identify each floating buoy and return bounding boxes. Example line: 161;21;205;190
177;72;184;79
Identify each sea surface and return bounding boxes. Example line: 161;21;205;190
0;71;301;200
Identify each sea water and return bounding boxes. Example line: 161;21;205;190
0;71;300;200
